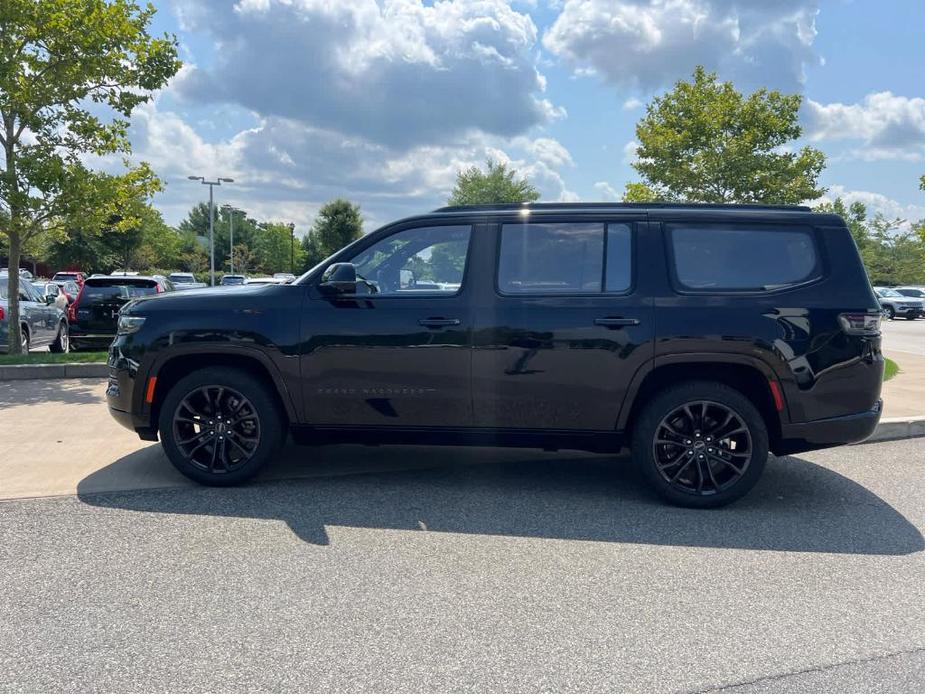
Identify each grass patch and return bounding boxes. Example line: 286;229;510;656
884;357;899;382
0;351;108;365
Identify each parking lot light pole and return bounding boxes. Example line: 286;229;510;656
222;205;244;275
288;222;295;274
188;176;234;286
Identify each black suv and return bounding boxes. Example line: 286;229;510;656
107;203;884;507
70;275;174;351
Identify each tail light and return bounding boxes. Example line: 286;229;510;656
155;283;162;293
838;312;881;336
0;306;4;321
68;284;85;322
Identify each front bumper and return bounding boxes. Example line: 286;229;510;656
776;400;882;455
106;345;158;440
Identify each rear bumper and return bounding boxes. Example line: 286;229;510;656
776;400;882;455
70;331;115;350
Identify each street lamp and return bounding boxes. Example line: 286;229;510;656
288;222;295;274
221;205;244;275
188;175;234;286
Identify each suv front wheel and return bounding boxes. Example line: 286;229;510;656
632;381;769;508
158;367;285;486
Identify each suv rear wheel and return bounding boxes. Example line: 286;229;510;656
158;367;285;486
632;381;769;508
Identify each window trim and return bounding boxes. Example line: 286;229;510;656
494;220;637;298
664;222;826;296
334;222;475;300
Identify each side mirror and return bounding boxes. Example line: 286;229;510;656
45;293;57;305
319;263;358;295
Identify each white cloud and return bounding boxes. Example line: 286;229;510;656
121;99;577;228
804;92;925;161
622;139;640;165
623;97;644;110
593;181;621;200
172;0;560;149
543;0;820;92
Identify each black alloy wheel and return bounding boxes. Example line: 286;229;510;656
159;367;284;486
633;381;769;508
652;400;752;496
172;385;261;474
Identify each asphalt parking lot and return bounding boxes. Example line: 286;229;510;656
882;317;925;356
2;377;925;692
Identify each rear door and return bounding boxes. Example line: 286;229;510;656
471;216;656;431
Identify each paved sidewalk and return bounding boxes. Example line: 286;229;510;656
883;350;925;418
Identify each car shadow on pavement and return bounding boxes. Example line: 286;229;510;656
77;444;924;555
0;378;102;409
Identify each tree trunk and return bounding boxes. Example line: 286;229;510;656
7;232;23;355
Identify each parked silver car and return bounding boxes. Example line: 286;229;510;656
874;286;923;320
0;277;69;353
167;272;208;290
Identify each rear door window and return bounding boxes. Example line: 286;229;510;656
668;224;820;292
497;222;633;294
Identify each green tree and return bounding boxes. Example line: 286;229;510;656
814;198;869;250
0;0;180;352
254;222;302;275
448;160;540;206
862;215;925;286
307;199;364;263
624;66;826;204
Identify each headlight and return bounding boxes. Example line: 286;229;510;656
117;315;146;335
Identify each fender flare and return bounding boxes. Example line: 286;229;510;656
616;352;787;431
137;343;299;424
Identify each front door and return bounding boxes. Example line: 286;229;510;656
471;218;656;431
301;223;475;428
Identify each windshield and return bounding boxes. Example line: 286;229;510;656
898;288;924;297
168;274;195;283
878;288;902;297
0;279;7;300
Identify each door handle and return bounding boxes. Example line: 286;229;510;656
594;317;640;328
418;318;461;328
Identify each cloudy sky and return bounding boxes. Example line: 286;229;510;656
132;0;925;234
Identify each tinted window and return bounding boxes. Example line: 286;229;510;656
349;225;471;296
499;222;603;294
669;225;819;291
605;224;633;292
83;281;158;303
497;222;633;294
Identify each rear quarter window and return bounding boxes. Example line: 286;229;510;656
668;224;820;292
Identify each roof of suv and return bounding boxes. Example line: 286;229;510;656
427;202;838;225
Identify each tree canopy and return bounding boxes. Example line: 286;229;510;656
0;0;180;352
815;197;925;286
447;160;540;206
624;67;826;205
302;198;363;270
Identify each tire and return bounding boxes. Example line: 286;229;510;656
49;321;69;353
631;381;769;508
20;325;30;354
158;367;285;486
906;314;917;321
885;306;895;320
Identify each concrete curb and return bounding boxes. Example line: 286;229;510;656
0;362;108;381
863;416;925;444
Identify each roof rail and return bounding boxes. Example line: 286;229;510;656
432;202;813;213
